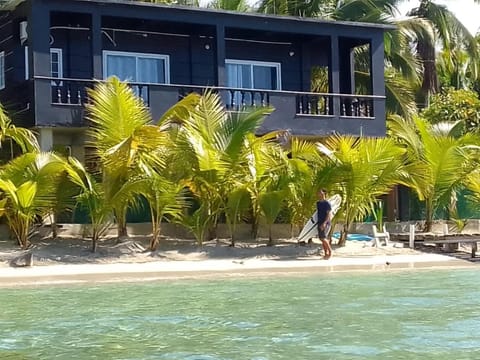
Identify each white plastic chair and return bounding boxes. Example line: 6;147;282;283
372;224;390;247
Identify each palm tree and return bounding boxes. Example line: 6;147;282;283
63;157;113;252
207;0;250;11
140;173;187;251
0;103;39;160
258;0;424;118
465;169;480;215
317;134;406;246
172;90;274;245
241;132;288;244
0;152;67;249
135;0;199;5
407;0;480;102
86;77;170;239
388;115;480;231
285;138;325;235
437;47;479;90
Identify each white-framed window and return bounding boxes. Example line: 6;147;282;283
0;51;5;90
102;50;170;84
50;48;63;85
226;59;281;91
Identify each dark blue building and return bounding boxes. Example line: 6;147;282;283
0;0;390;160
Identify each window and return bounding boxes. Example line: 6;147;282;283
50;48;63;85
0;51;5;90
226;59;281;91
103;51;170;84
103;51;169;103
226;60;280;108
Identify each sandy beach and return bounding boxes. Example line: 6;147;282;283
0;235;479;287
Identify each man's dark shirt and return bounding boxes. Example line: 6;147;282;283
317;200;331;224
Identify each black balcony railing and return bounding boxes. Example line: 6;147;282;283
39;77;381;120
296;93;374;118
178;87;270;111
52;79;91;105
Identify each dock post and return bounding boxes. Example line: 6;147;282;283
443;223;449;235
409;225;415;248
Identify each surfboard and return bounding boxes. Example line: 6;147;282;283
297;194;342;243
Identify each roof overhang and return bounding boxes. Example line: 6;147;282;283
1;0;396;32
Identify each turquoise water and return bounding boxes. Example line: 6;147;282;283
1;269;480;359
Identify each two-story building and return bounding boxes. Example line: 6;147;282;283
0;0;391;161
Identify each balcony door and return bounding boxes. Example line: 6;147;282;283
103;51;170;103
226;60;281;108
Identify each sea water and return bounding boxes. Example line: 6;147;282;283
1;269;480;359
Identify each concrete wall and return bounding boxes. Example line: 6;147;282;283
24;222;297;241
5;219;478;243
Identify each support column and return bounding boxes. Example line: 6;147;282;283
215;24;226;86
370;34;386;129
30;2;53;127
300;42;311;91
38;128;53;151
29;2;50;78
339;41;354;94
91;13;102;79
329;35;340;117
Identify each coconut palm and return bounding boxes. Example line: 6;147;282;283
224;185;251;246
0;152;67;249
240;132;288;244
136;0;199;5
437;47;478;90
258;0;424;118
86;77;171;239
317;134;406;246
140;173;187;251
207;0;250;11
0;103;39;160
285;138;325;235
388;115;480;231
407;0;480;102
172;90;274;245
465;170;480;216
63;157;113;252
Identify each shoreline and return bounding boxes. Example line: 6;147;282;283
0;252;476;287
1;236;479;287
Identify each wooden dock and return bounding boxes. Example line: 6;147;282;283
391;233;480;258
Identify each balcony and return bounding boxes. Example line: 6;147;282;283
33;76;386;137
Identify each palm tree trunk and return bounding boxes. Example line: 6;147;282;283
149;211;161;251
91;233;98;253
251;206;259;240
338;223;349;247
20;221;29;250
150;227;160;251
50;213;58;239
115;209;128;238
230;222;236;247
425;198;434;232
267;225;273;246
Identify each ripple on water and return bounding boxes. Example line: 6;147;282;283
2;269;480;359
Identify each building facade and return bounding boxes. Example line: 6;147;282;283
0;0;390;161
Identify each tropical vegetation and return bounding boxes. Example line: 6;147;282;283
1;0;480;251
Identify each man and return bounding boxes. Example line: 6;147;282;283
317;189;332;259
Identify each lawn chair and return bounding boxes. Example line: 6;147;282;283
372;224;390;247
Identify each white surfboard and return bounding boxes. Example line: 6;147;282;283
297;194;342;243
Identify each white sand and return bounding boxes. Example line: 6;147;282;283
0;236;477;286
